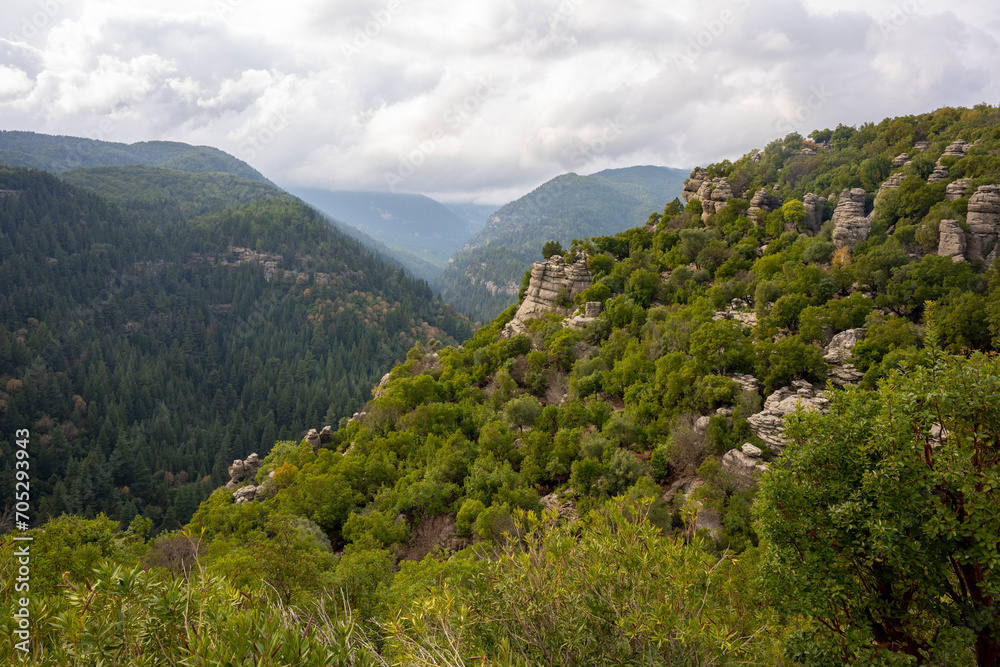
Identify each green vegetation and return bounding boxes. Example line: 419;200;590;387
4;105;1000;665
0;166;471;532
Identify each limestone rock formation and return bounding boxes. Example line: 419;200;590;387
567;302;603;330
831;188;871;250
965;185;1000;263
305;425;333;453
892;153;910;167
720;443;768;491
682;169;735;220
729;373;759;394
927;165;949;183
940;139;970;161
748;188;780;224
747;380;829;451
823;328;865;364
226;453;261;490
877;172;906;199
502;254;592;337
946;178;971;201
803;193;826;234
938;220;967;260
913;140;931;152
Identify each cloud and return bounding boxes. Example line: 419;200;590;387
0;0;997;204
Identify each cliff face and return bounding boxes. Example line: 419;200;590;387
502;254;592;336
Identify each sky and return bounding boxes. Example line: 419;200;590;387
1;0;999;205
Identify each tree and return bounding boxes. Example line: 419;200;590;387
755;350;1000;665
781;199;807;231
542;240;563;259
505;394;542;432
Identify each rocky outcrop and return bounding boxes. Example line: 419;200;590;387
682;169;735;220
226;453;261;490
502;254;592;337
824;328;865;387
803;193;826;234
877;172;906;199
831;188;871;250
938;220;967;260
729;373;759;394
946;178;971;201
940;139;970;161
913;140;931;152
720;443;768;491
567;302;603;330
927;165;949;183
747;380;829;451
965;185;1000;263
748;188;780;224
305;425;333;453
892;153;910;167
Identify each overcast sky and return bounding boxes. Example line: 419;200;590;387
1;0;998;204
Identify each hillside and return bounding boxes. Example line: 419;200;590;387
4;105;1000;666
0;131;270;183
434;165;688;322
291;188;482;281
0;166;472;532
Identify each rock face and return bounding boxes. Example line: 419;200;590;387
747;380;829;451
946;178;971;201
940;139;970;161
892;153;910;167
720;443;768;491
831;188;871;250
913;140;931;152
803;193;826;234
748;188;780;224
567;302;603;330
502;254;592;337
938;220;967;260
305;425;333;453
226;453;261;490
965;185;1000;263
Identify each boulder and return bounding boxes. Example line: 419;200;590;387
937;220;967;260
233;486;258;504
946;178;971;201
965;185;1000;263
823;328;865;364
741;443;763;458
831;188;871;250
720;446;767;491
747;381;829;451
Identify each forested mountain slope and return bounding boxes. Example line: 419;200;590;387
4;105;1000;666
0;166;472;532
434;165;687;323
0;131;270;183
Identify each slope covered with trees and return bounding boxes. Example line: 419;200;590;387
0;165;472;532
4;105;1000;666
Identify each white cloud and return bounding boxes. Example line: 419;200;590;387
0;0;997;203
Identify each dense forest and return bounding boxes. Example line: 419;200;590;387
435;166;687;323
3;105;1000;665
0;166;472;533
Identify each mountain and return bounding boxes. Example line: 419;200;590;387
7;105;1000;667
0;130;270;183
441;201;497;229
290;188;482;281
0;164;472;532
434;165;688;322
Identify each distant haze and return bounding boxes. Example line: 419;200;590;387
1;0;998;202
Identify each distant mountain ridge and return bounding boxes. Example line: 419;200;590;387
290;188;483;281
435;165;688;322
0;131;270;183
